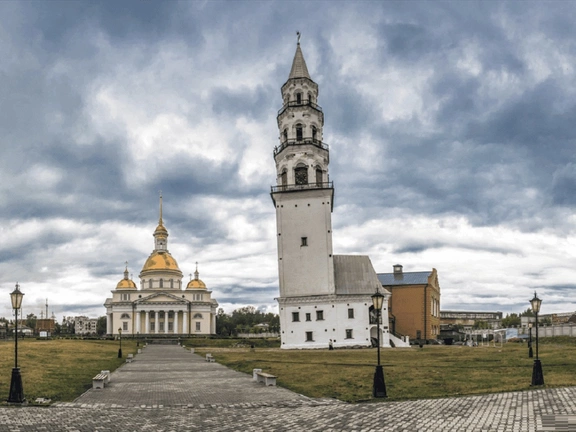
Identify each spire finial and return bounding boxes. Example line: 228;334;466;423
159;191;163;225
297;31;301;45
123;262;129;279
194;262;199;280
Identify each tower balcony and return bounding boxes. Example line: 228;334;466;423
271;181;333;193
277;99;323;117
273;138;329;157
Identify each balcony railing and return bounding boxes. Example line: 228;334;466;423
277;100;323;117
274;138;329;156
271;181;333;193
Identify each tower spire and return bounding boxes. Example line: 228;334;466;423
194;262;199;280
288;34;311;80
159;191;163;226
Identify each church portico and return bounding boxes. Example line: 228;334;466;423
104;196;218;337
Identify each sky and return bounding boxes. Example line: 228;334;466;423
1;0;576;321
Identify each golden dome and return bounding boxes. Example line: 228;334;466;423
117;279;137;289
186;264;207;290
154;223;168;235
141;251;181;273
186;278;206;290
117;266;137;290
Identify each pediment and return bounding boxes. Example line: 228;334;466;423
136;292;189;304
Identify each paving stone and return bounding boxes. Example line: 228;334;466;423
0;345;574;430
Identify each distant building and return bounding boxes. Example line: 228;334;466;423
440;310;502;329
36;318;56;335
74;316;98;335
378;265;441;341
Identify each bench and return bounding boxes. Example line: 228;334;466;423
253;368;277;386
92;371;110;389
205;353;215;362
126;354;134;363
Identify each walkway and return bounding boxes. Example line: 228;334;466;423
0;345;574;431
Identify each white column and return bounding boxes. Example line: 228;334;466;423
136;311;141;333
182;311;188;334
155;311;159;334
107;313;112;335
145;311;150;334
174;310;179;334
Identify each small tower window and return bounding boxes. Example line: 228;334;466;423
295;165;308;185
308;92;313;104
170;279;174;288
283;128;288;142
316;167;323;186
159;278;164;288
149;279;153;289
281;170;287;187
301;237;308;247
296;92;302;104
296;124;303;141
312;126;317;142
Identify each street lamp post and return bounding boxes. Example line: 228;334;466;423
530;292;544;386
7;283;25;403
528;322;533;358
118;328;122;358
371;287;387;398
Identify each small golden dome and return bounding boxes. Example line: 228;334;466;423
117;265;137;290
186;278;206;290
141;251;181;272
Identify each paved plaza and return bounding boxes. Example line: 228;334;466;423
0;345;574;431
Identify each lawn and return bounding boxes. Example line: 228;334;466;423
195;338;576;402
1;337;574;404
0;338;138;403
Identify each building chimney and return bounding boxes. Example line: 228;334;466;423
393;264;403;274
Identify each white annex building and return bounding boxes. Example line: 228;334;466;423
271;40;404;349
104;197;218;337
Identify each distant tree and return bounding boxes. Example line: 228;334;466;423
519;308;534;317
97;316;107;336
216;306;280;336
501;313;521;327
25;313;37;330
53;322;62;335
473;320;490;329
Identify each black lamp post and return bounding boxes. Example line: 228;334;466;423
7;283;25;403
118;328;122;358
528;322;533;358
530;292;544;386
371;287;387;398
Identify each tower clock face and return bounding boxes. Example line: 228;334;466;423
295;169;308;185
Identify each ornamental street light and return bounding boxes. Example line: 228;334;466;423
528;322;533;358
118;328;123;358
530;292;544;386
7;283;25;404
371;287;387;398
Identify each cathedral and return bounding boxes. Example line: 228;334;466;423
271;40;404;349
104;197;218;337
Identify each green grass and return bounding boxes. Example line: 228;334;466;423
195;339;576;402
0;339;138;404
2;337;575;404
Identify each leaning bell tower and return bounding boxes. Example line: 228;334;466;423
271;37;335;298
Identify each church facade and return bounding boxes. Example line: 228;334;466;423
104;198;218;337
271;40;399;349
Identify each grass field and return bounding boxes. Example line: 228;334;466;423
0;339;138;403
0;337;574;404
195;338;576;402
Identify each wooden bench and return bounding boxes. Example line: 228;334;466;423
92;371;110;389
205;353;215;362
126;353;134;363
253;368;277;386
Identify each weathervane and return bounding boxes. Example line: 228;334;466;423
297;31;301;44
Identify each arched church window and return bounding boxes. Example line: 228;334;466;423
281;170;287;187
296;92;302;104
121;313;130;319
296;124;303;141
283;129;288;142
193;313;203;319
295;165;308;185
159;279;164;288
149;279;153;289
308;92;313;104
170;279;174;289
311;126;317;142
316;167;323;186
